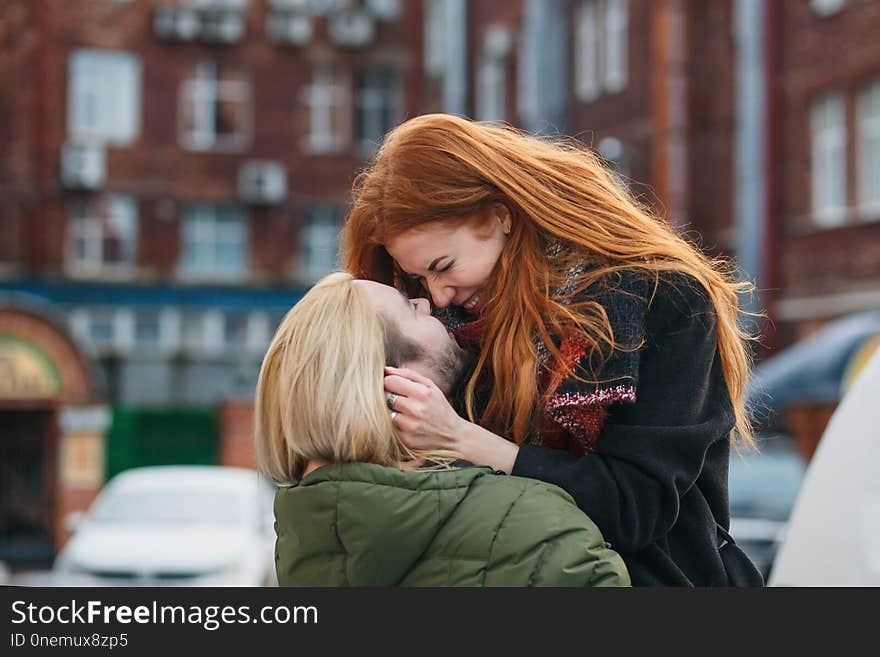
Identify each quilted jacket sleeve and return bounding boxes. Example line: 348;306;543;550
482;479;631;587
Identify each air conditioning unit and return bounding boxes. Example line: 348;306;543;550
239;161;287;205
305;0;346;16
187;0;249;10
364;0;401;22
61;143;106;190
328;9;375;48
484;25;513;58
200;10;246;43
266;12;313;46
154;7;200;41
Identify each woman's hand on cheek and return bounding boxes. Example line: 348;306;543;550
383;366;464;452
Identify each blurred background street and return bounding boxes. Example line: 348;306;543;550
1;0;878;586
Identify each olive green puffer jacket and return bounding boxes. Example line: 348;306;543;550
274;462;630;587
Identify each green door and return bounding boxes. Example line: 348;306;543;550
105;408;219;481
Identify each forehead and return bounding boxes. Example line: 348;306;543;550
353;279;407;316
386;222;460;255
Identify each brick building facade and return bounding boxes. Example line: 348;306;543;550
1;0;879;562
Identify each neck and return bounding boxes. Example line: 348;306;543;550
303;458;331;477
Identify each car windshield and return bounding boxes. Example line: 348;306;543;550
90;487;244;526
728;439;806;521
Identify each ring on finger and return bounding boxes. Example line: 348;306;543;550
386;392;399;411
390;410;399;422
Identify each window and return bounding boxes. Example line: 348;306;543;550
223;311;250;348
180;310;206;351
89;309;117;349
604;0;628;93
179;205;247;278
354;68;402;153
302;64;351;153
574;1;601;102
857;80;880;215
66;195;138;274
365;0;400;20
133;309;161;347
574;0;628;102
811;92;847;227
424;0;446;78
68;49;141;145
222;311;269;351
476;26;511;123
180;61;251;151
69;308;125;351
298;206;342;282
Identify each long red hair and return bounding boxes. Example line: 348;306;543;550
343;114;757;450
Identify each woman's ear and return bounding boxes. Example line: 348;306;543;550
493;203;512;235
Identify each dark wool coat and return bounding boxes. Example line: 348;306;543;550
445;272;765;587
274;462;630;587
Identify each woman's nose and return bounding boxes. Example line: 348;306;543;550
425;280;455;308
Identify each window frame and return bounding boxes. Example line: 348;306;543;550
179;60;252;152
68;49;142;146
178;204;249;281
65;194;139;277
301;64;352;154
810;92;848;228
857;79;880;217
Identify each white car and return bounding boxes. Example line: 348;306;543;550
53;465;277;586
768;347;880;586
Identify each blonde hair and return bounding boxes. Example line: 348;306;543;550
344;113;758;450
255;272;459;485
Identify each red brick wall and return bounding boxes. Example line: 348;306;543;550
687;0;736;253
218;398;256;470
773;0;880;340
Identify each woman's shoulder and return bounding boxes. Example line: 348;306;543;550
644;272;716;330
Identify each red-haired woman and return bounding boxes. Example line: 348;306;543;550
342;113;764;587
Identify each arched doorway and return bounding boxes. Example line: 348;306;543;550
0;304;105;569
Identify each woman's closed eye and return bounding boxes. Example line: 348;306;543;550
428;261;455;279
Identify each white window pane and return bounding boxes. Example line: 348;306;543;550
68;50;141;145
811;93;847;226
179;205;247;277
181;311;205;350
299;207;341;281
424;0;446;76
66;195;138;271
134;309;162;347
477;53;506;122
305;65;349;153
180;61;250;151
575;1;601;102
604;0;628;93
223;312;250;347
89;309;116;348
857;81;880;212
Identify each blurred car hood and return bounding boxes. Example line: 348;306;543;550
60;524;253;575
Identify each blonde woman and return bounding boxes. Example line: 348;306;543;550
254;272;629;587
343;113;764;586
